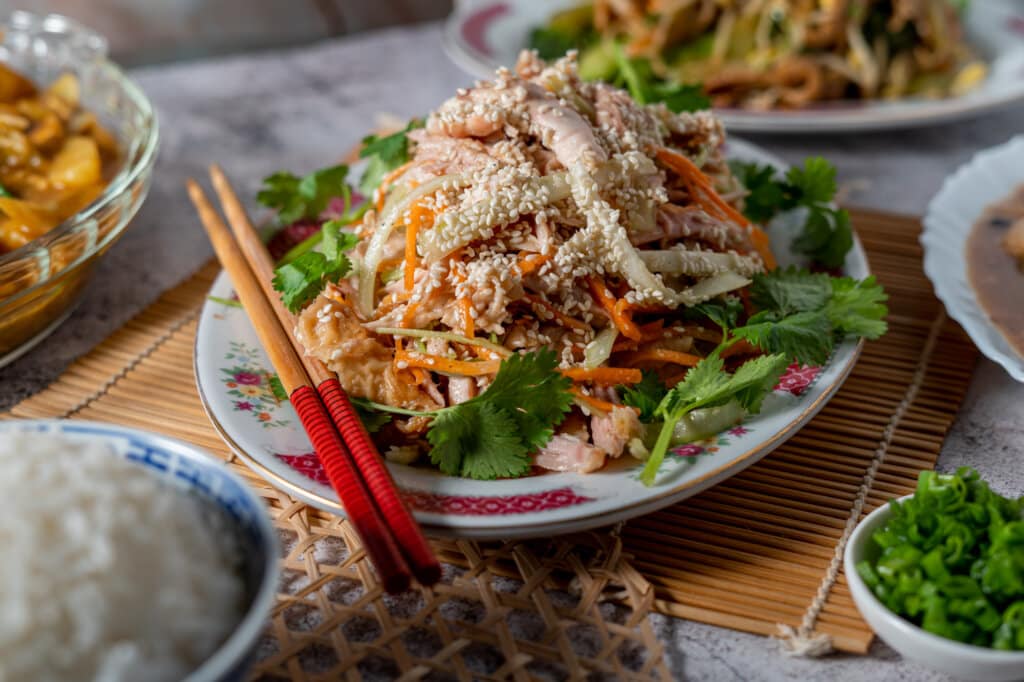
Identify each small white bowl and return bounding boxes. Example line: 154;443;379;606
845;496;1024;682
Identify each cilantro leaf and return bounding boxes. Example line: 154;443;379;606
257;164;350;224
728;161;785;224
416;349;574;480
825;275;889;339
785;157;837;205
793;206;854;269
271;222;357;313
730;157;853;269
642;352;788;485
465;348;573;452
749;267;832;316
656;353;730;418
621;370;667;422
737;268;888;364
691;296;744;332
428;402;530;479
732;310;833;366
358;119;424;196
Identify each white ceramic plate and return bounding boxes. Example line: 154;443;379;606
194;139;868;539
442;0;1024;134
922;135;1024;382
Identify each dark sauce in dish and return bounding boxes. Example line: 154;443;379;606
966;185;1024;357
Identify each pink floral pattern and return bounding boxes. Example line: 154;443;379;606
274;452;594;515
221;341;290;429
276;453;328;486
775;363;821;396
402;487;594;515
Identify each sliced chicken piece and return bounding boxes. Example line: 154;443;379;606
590;406;644;459
524;82;608;169
534;434;607;473
295;294;439;412
630;203;753;254
448;376;477;405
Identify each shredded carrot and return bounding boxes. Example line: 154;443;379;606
517;252;550;275
656;147;777;270
396;350;500;377
622;348;702;367
561;367;643;385
569;387;625;413
399;301;420;330
460;298;475;337
720;339;757;359
521;294;590;331
587;277;642;340
375;161;412;212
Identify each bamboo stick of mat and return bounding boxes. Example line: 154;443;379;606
208;164;441;586
186;179;413;593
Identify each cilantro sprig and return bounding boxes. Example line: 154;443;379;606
639;351;789;485
856;468;1024;650
357;349;574;480
637;268;888;486
358;119;424;196
257;164;351;225
271;221;358;313
730;157;853;268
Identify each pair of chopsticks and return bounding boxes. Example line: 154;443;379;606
187;167;440;593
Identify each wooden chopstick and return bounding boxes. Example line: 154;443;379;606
208;165;441;586
187;179;413;594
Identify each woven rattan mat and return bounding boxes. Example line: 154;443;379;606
3;209;976;676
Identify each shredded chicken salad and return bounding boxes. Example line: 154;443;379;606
262;52;888;485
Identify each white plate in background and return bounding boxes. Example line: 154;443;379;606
922;135;1024;382
442;0;1024;134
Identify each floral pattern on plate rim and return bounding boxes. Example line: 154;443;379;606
274;452;595;515
211;287;826;489
220;340;290;429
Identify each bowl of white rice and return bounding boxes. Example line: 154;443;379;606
0;420;280;682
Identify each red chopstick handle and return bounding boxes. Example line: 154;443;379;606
290;385;411;593
318;378;442;586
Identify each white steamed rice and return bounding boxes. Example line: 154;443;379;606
0;433;245;682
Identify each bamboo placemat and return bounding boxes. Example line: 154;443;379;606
3;209;976;675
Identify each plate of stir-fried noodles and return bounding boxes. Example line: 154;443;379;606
443;0;1024;133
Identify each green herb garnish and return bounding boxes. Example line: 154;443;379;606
257;164;351;224
355;349;574;480
856;469;1024;650
730;157;853;268
639;268;888;485
271;221;359;313
358;118;424;196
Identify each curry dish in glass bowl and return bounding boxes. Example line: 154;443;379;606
0;11;158;366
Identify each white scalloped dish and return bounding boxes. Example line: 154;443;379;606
922;136;1024;382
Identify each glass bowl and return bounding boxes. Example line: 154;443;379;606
0;11;158;367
